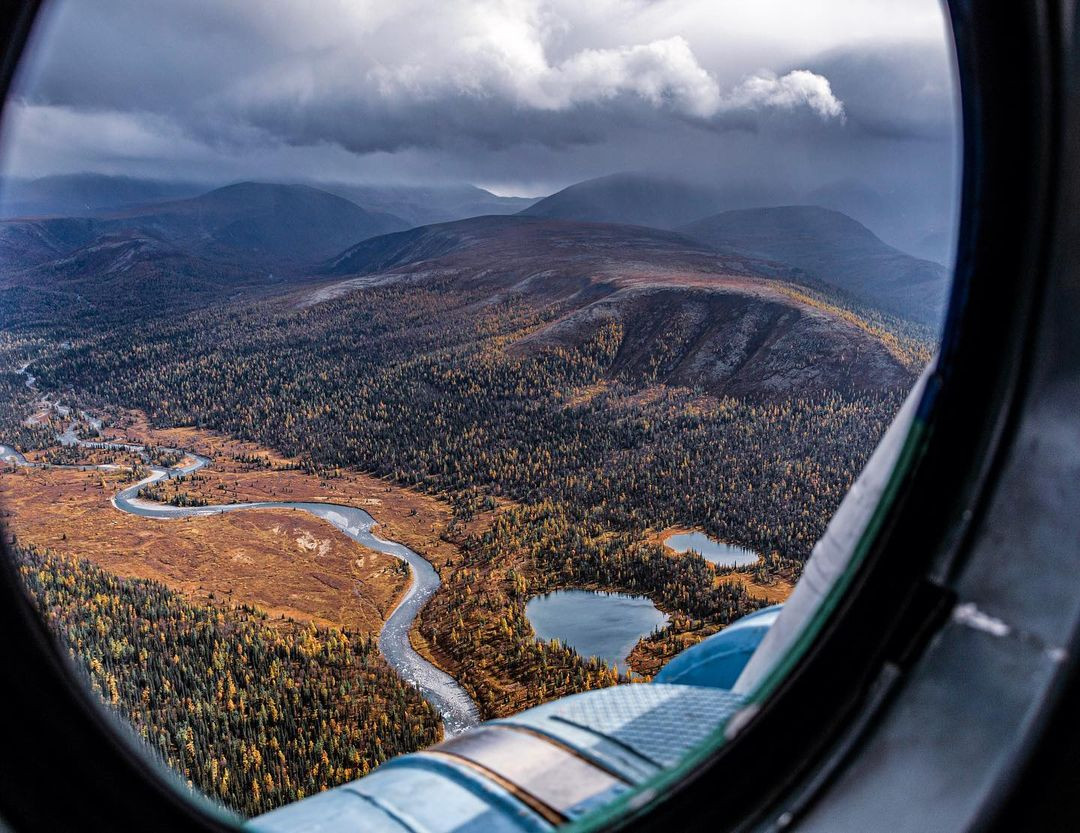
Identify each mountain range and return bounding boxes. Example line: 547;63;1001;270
0;173;210;218
1;174;537;229
320;183;538;227
0;172;950;330
0;182;409;273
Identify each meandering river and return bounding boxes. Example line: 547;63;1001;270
0;375;480;735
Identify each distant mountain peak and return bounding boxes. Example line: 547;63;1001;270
0;172;212;219
519;172;724;230
680;204;949;326
0;180;412;273
317;181;540;227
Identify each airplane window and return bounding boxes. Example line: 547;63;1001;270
0;0;960;828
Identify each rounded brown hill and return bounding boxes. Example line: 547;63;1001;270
315;215;917;399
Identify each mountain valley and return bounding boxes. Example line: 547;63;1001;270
0;168;940;817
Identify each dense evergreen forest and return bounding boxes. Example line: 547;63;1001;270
35;285;903;571
23;278;908;711
13;545;440;817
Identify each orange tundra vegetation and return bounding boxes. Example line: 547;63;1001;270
0;414;492;639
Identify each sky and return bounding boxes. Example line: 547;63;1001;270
0;0;960;257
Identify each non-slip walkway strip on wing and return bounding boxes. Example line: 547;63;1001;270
248;682;747;833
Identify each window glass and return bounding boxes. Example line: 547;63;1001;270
0;0;959;821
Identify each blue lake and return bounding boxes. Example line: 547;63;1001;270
525;590;669;672
663;531;759;567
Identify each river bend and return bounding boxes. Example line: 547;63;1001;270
0;413;480;735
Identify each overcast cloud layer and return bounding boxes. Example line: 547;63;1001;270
0;0;960;258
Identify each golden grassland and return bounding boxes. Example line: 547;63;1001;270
99;412;482;571
0;411;500;639
99;413;505;678
0;464;405;636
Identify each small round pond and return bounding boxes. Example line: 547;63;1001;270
663;530;759;567
525;589;669;672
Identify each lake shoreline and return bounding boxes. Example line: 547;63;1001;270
655;525;761;567
525;588;670;674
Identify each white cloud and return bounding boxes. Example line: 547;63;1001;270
722;70;845;121
521;43;845;123
268;26;842;126
516;37;722;117
361;33;723;118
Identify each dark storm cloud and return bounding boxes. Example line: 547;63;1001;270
804;42;957;142
7;1;850;168
0;0;959;261
241;95;633;155
18;0;271;112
